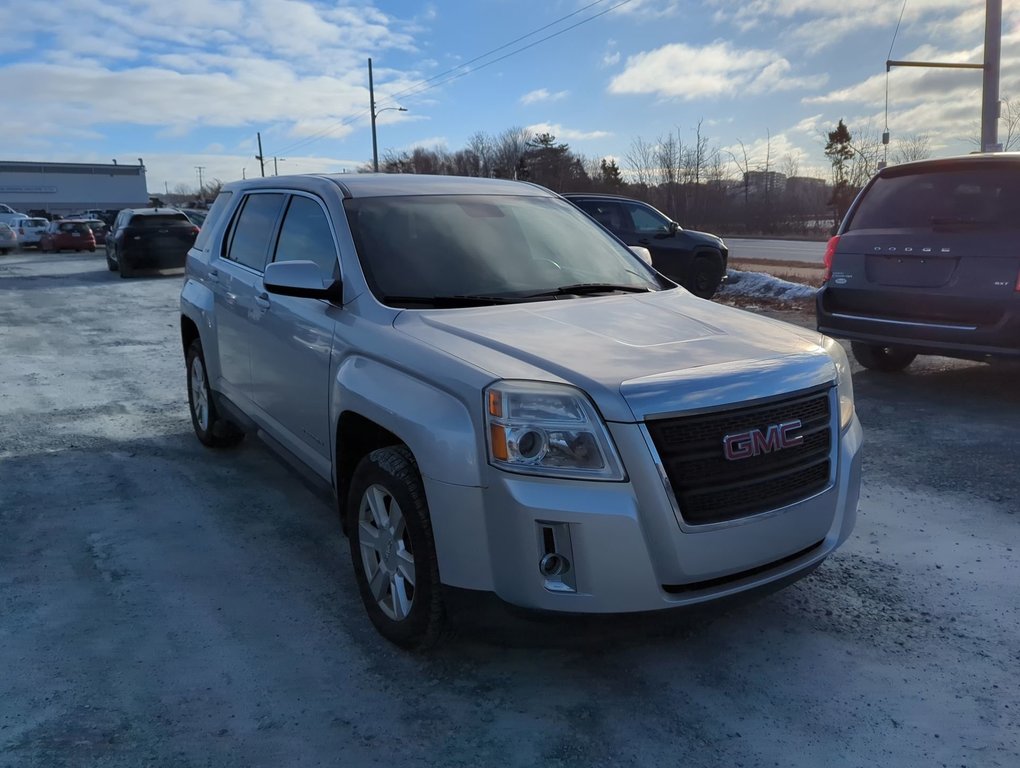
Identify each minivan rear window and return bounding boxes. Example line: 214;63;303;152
847;163;1020;232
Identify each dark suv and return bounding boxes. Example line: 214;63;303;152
562;193;728;299
106;208;199;278
817;155;1020;371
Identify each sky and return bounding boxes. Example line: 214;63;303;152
1;0;1018;195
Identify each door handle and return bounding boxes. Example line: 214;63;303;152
208;268;219;283
254;292;271;309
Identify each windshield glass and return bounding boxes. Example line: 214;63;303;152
848;163;1020;232
344;195;662;306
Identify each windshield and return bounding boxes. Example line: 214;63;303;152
344;194;662;307
848;163;1020;232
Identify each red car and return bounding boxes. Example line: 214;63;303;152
39;220;97;253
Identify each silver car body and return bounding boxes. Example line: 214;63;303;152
180;174;862;613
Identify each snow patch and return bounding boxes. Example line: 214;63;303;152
720;269;817;301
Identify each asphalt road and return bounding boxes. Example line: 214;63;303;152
1;253;1018;768
726;238;825;264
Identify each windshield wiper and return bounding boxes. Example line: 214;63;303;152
381;294;524;308
525;283;653;298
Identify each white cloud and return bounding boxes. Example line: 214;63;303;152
602;51;621;66
608;41;827;101
612;0;684;19
526;123;612;141
520;88;569;105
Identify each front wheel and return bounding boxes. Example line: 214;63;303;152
186;339;244;448
688;253;726;299
348;446;445;649
851;342;917;372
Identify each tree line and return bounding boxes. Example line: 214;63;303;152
363;120;933;236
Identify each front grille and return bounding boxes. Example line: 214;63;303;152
646;388;833;525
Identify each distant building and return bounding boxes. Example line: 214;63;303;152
743;170;787;196
0;160;149;215
785;176;829;198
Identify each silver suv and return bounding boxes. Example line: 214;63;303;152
180;174;863;648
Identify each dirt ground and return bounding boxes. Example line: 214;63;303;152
1;252;1018;768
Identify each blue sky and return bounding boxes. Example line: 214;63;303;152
1;0;1016;194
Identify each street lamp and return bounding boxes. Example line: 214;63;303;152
368;57;408;172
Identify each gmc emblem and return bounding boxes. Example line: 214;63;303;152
723;420;804;461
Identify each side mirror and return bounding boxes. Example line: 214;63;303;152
669;221;679;235
264;260;341;302
629;246;653;266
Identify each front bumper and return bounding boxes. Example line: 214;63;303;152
425;414;862;614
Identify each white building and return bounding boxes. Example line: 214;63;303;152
0;160;149;215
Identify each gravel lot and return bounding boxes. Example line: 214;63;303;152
2;252;1018;768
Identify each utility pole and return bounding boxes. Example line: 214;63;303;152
256;132;266;177
242;168;246;180
195;166;206;198
273;157;285;176
886;0;1001;153
981;0;1002;152
164;181;168;195
369;57;379;172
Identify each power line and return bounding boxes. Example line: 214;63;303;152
273;0;632;156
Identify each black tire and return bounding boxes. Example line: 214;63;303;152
185;338;244;448
688;252;726;299
348;446;445;650
119;260;134;278
106;253;117;271
88;246;96;253
851;342;917;372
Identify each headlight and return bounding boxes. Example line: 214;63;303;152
821;335;855;429
484;381;624;480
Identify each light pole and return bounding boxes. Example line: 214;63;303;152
368;57;407;172
273;157;286;176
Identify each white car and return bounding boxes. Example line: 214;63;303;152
0;223;17;254
0;203;28;227
10;217;49;248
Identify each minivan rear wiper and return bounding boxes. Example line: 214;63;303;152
381;294;524;308
525;283;653;298
929;216;988;230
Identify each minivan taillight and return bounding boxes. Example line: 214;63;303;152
823;235;840;282
1015;269;1020;292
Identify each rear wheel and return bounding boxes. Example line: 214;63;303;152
186;339;244;448
688;253;725;299
851;342;917;372
348;446;445;650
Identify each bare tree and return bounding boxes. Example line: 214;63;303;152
491;126;532;179
891;133;932;164
1000;96;1020;150
625;136;656;187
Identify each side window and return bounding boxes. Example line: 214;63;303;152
578;200;625;233
271;195;338;278
193;191;233;251
224;193;285;272
624;203;671;234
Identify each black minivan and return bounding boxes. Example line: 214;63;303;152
817;154;1020;371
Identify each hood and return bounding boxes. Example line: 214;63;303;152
394;290;836;422
682;228;726;249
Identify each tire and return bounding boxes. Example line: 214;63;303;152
106;253;117;271
119;260;134;278
688;252;726;299
88;246;96;253
851;342;917;372
186;338;244;448
348;446;445;650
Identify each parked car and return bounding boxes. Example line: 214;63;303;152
817;153;1020;371
181;208;208;227
39;220;96;253
0;223;16;254
82;219;109;246
0;203;28;227
106;208;199;277
562;193;729;299
11;217;49;248
180;174;862;649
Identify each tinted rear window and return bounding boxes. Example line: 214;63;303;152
848;163;1020;232
128;213;191;228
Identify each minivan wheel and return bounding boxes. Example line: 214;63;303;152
851;342;917;372
348;446;445;650
186;339;244;448
689;253;725;299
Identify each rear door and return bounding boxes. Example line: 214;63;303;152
210;192;287;407
249;193;339;476
829;161;1020;327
